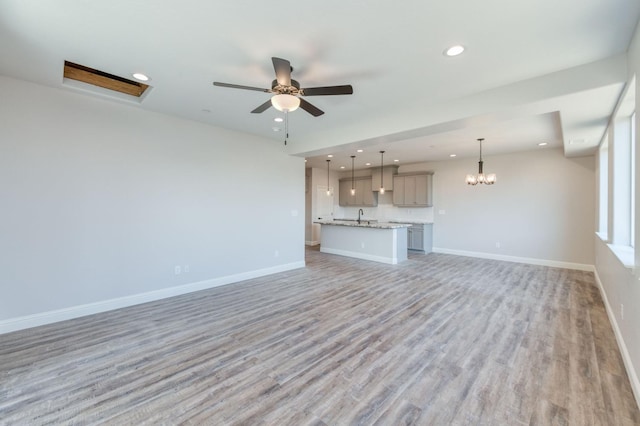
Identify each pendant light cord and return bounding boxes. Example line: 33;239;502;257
326;159;331;196
379;151;385;192
351;156;355;191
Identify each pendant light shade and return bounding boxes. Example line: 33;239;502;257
379;151;385;194
326;159;332;196
350;155;356;196
271;94;300;112
466;138;496;185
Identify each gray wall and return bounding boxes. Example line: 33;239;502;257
0;75;305;327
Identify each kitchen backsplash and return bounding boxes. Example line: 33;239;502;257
334;192;434;222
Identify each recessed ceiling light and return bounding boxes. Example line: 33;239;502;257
327;154;333;158
449;154;457;157
538;142;548;146
365;162;371;166
272;127;281;132
357;149;364;153
274;117;284;123
132;72;150;81
340;166;345;169
393;159;399;162
569;139;586;145
444;45;465;57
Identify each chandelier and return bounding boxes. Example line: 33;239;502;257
466;138;496;185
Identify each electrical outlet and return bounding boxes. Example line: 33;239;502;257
495;242;501;248
184;265;190;273
274;250;279;257
361;242;365;249
174;265;181;275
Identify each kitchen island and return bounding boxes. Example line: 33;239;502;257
315;220;411;264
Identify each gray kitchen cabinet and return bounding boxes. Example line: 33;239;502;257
371;165;399;192
409;225;423;250
339;177;377;206
392;172;433;207
407;223;433;252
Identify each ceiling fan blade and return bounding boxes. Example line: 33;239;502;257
213;82;271;92
301;85;353;96
299;98;324;117
251;99;272;114
272;57;292;87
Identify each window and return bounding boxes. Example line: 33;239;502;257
604;76;635;268
598;138;608;238
613;116;631;246
631;111;636;247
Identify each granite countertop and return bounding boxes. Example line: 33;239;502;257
314;220;412;229
388;220;434;225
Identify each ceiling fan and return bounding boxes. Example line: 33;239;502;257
213;57;353;117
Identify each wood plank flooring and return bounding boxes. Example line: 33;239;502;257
1;248;639;425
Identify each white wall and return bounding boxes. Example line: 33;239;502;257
0;75;305;330
408;149;595;267
334;148;595;267
305;166;340;245
595;18;640;406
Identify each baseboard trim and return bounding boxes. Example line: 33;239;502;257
432;247;594;272
305;240;320;246
593;269;640;409
0;261;306;335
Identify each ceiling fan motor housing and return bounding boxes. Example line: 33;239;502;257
272;79;300;95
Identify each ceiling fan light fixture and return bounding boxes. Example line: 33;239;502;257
271;94;300;112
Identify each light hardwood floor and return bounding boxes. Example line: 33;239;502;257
1;248;639;425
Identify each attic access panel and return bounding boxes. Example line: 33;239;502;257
63;61;149;97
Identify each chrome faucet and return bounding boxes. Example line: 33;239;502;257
358;209;364;224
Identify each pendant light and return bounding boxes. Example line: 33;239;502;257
350;155;356;196
379;151;385;194
466;138;496;185
326;159;332;196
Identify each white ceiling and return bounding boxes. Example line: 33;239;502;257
0;0;638;171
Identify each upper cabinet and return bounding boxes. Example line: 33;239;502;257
339;177;378;206
392;172;434;207
371;165;399;192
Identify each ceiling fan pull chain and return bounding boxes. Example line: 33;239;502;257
284;110;289;145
